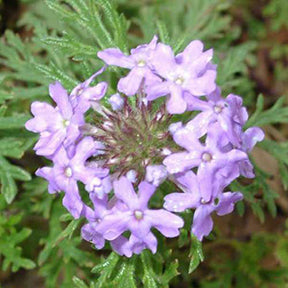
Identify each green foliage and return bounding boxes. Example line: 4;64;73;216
89;249;179;288
0;196;35;272
200;233;288;288
263;0;288;31
188;235;204;274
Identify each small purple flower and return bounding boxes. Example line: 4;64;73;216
95;177;184;251
163;127;247;201
70;67;107;113
164;171;243;241
98;36;160;96
185;89;246;146
146;40;216;114
36;137;110;217
25;82;84;157
81;194;133;256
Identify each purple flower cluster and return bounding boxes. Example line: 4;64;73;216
26;36;264;256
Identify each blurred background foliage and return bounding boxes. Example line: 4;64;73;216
0;0;288;287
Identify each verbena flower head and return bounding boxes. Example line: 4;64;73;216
26;36;264;256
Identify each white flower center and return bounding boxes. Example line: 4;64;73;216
63;119;70;127
64;167;73;178
202;152;212;162
174;76;184;85
214;105;223;114
137;60;146;67
134;210;144;220
200;198;207;204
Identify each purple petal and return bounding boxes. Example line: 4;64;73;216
176;40;204;65
96;212;130;240
242;127;264;152
192;204;215;241
187;70;217;96
97;48;134;69
138;181;156;209
49;82;73;119
166;84;187;114
26;102;60;133
239;159;255;178
71;137;97;165
81;223;105;249
163;151;201;174
173;127;203;151
226;94;248;125
164;192;199;212
128;218;152;239
89;194;109;218
64;123;81;147
113;177;138;209
62;182;83;219
216;192;243;216
111;236;132;257
36;167;59;194
218;112;240;146
185;111;214;138
189;49;213;75
152;43;177;78
82;66;106;87
117;68;144;96
197;167;215;201
146;81;170;101
146;209;183;237
35;130;66;157
206;87;222;102
176;170;200;194
185;94;211;111
128;233;157;255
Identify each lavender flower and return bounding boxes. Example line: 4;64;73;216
146;40;217;114
95;177;184;249
36;137;110;217
164;171;243;240
185;88;247;146
98;36;159;95
25;82;84;157
163;126;247;200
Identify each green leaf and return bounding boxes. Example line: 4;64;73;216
0;114;30;129
141;252;158;288
247;95;288;127
73;276;89;288
53;219;81;248
189;235;204;274
92;252;120;287
113;258;137;288
0;137;35;158
0;169;17;204
156;20;170;44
